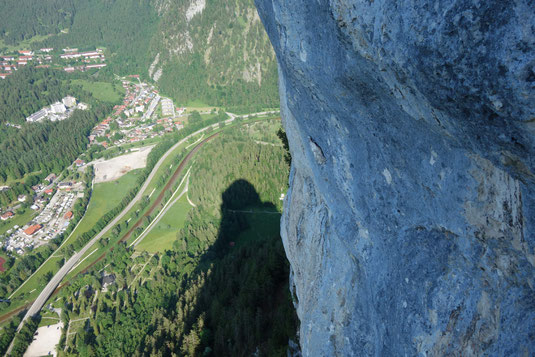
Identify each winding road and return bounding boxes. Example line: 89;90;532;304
11;121;225;335
5;110;280;354
10;111;279;336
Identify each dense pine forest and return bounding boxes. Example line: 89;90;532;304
0;67;116;207
0;108;106;180
0;67;99;125
0;0;74;45
50;120;296;356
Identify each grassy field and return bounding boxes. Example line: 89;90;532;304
74;169;142;234
184;100;219;112
57;169;142;252
234;208;282;247
0;34;53;52
135;189;192;253
7;169;142;302
71;79;125;103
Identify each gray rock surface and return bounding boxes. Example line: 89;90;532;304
255;0;535;355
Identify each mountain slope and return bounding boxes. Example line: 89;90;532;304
0;0;278;109
151;0;278;108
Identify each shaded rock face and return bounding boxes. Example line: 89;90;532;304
255;0;535;355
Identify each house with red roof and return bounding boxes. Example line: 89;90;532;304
1;211;14;220
24;224;42;236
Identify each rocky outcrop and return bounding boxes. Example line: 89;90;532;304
255;0;535;355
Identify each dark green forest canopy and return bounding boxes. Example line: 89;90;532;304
0;0;74;45
0;67;114;198
0;104;107;182
0;67;105;125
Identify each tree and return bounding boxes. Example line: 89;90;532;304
189;111;202;124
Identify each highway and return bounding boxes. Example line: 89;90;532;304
12;123;218;336
11;110;280;336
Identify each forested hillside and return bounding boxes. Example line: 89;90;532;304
56;120;296;355
39;0;159;75
0;0;74;45
0;105;107;182
152;0;279;109
0;0;278;109
0;67;109;125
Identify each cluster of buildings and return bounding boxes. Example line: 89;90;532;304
61;48;107;73
63;63;107;73
0;47;107;79
26;96;88;123
0;178;83;255
0;49;55;78
161;98;175;117
88;79;188;148
60;49;104;60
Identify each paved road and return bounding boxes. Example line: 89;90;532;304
12;123;223;336
12;110;278;335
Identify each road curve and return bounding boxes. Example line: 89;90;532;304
12;111;279;333
14;122;227;332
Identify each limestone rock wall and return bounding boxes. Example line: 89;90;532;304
255;0;535;355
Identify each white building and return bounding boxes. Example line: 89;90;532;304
77;102;88;110
161;98;175;117
62;96;77;107
26;109;49;122
50;102;67;114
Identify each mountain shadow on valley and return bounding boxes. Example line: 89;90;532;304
174;179;298;356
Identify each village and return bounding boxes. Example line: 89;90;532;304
0;173;84;255
0;74;191;258
0;47;107;79
89;77;187;147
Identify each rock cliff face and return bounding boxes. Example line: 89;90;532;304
255;0;535;355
